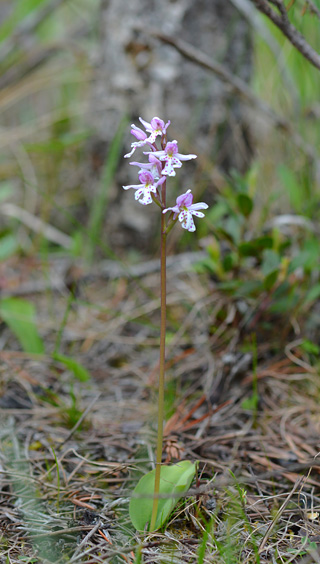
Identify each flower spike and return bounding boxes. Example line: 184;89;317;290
124;117;170;158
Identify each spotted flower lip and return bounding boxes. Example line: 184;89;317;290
124;117;170;158
163;189;208;231
145;140;197;177
123;171;166;205
129;154;162;179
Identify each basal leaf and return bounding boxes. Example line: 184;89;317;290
129;460;196;531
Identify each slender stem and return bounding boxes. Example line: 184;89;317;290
150;182;167;531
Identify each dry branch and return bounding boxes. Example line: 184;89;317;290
250;0;320;70
305;0;320;19
140;27;318;162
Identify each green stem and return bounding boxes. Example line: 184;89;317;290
150;183;167;532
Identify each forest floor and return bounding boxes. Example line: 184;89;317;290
0;253;320;564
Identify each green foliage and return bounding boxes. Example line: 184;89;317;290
204;474;261;564
60;385;84;429
0;298;44;354
198;166;320;327
0;183;20;261
198;517;214;564
52;352;91;382
129;460;196;531
0;0;319;562
0;294;89;380
0;234;19;261
0;0;47;43
35;382;85;430
300;338;320;356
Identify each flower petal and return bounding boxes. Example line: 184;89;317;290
162;160;177;176
155;176;166;188
164;119;171;133
178;210;188;226
145;149;166;159
129;161;150;169
139;191;153;205
188;219;196;232
163;205;179;215
150;117;165;130
134;188;144;200
176;152;197;161
190;202;209;211
147;131;158;143
139;117;152;131
124;148;136;159
131;125;147;140
171;157;182;167
123;183;143;190
124;140;147;158
179;210;195;231
176;190;193;208
139;171;154;184
191;210;205;218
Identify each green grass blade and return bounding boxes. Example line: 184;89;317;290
52;353;91;382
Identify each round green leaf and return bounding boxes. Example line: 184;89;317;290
129;460;196;531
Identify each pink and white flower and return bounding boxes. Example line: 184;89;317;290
124;117;170;158
163;189;208;232
145;141;197;176
123;171;165;205
129;153;162;179
138;117;170;143
124;125;150;159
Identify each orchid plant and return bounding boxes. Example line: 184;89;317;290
124;117;208;532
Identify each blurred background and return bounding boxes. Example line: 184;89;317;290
0;0;319;265
1;4;320;558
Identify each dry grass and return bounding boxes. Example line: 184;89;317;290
0;253;320;563
0;4;320;561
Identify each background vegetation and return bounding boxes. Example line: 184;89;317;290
0;1;320;563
